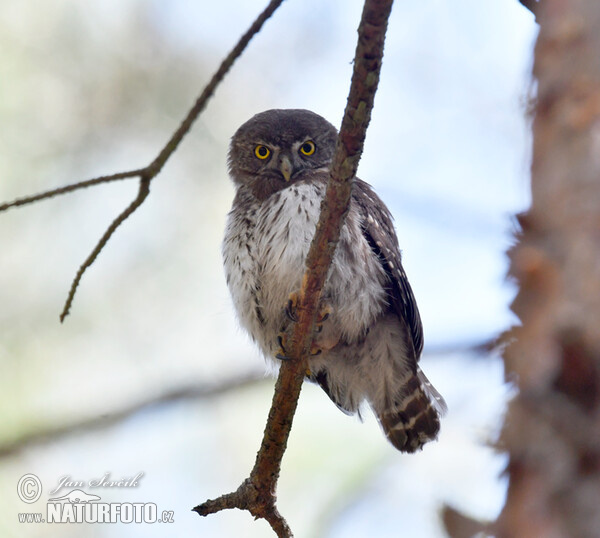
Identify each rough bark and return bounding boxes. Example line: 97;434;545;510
498;1;600;537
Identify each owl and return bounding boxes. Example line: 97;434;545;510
222;109;446;452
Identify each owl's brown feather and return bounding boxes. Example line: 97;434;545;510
353;179;424;356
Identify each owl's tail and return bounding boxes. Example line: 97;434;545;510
375;368;446;453
305;316;446;452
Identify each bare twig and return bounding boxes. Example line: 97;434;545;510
145;0;286;176
0;372;265;459
0;169;145;212
193;1;395;535
0;0;286;321
424;338;495;357
60;176;150;321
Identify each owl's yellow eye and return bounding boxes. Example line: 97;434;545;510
299;140;316;156
254;145;271;160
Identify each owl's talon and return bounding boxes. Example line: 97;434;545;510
277;297;335;359
276;333;293;359
318;309;331;323
285;292;300;322
313;302;332;335
276;334;291;360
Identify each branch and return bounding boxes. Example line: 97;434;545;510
0;372;265;459
193;0;395;535
0;0;286;321
0;337;484;459
424;337;495;357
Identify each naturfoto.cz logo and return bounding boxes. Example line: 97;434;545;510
17;473;175;525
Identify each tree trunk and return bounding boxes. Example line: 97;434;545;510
498;1;600;537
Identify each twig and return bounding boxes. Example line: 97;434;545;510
423;337;496;357
0;0;286;321
0;169;145;212
145;0;286;175
0;372;265;459
60;176;150;321
193;1;395;535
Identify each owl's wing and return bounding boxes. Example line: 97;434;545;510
352;178;424;358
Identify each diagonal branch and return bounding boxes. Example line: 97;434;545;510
0;0;286;321
146;0;286;175
193;1;395;536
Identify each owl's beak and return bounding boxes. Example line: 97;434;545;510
279;155;293;181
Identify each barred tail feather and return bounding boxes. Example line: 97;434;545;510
376;368;446;453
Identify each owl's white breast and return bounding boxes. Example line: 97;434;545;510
254;182;323;303
222;182;325;355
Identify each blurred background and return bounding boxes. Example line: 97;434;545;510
0;1;537;536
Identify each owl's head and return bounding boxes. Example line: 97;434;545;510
228;109;337;196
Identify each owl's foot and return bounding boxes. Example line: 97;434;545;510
275;294;336;361
275;332;324;360
284;291;331;327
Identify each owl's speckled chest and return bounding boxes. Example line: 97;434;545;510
222;181;325;354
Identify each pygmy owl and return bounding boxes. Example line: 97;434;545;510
222;109;446;452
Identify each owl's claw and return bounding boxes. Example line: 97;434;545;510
316;304;331;325
285;291;331;324
285;292;300;322
276;334;292;361
276;333;322;360
276;296;335;361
